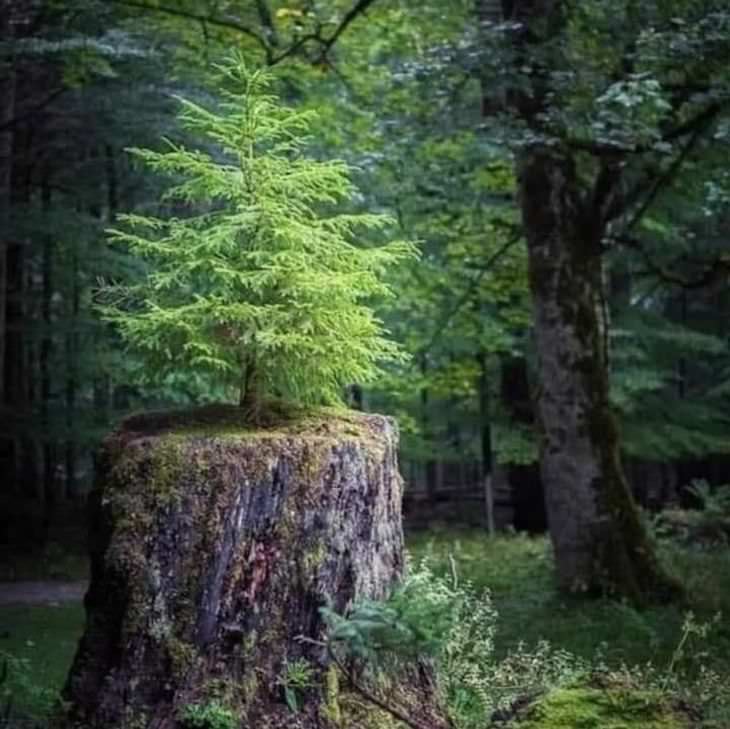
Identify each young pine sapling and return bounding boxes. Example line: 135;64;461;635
100;58;414;416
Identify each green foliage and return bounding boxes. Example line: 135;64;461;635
100;57;415;408
0;651;58;723
513;686;686;729
0;604;84;720
611;307;730;461
320;531;730;727
658;480;730;545
179;700;237;729
278;658;315;714
322;559;587;729
686;479;730;518
406;530;730;680
322;561;467;663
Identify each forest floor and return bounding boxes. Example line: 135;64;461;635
2;527;729;721
409;528;730;673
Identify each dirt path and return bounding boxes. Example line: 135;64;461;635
0;581;87;606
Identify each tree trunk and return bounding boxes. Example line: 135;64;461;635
0;4;16;487
64;247;80;500
519;149;678;604
62;406;438;728
0;3;16;406
476;351;495;534
499;355;546;533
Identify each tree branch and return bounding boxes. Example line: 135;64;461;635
107;0;271;54
320;0;378;56
662;100;729;143
615;235;730;290
109;0;380;67
565;98;729;158
327;647;447;729
413;230;522;363
623;119;708;235
0;87;66;133
269;0;379;65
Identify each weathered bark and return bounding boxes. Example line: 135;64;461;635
63;405;437;728
519;149;678;603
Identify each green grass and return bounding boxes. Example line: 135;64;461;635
0;603;85;715
406;528;730;677
2;528;729;722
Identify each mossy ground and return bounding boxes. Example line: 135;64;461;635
0;603;84;716
514;687;688;729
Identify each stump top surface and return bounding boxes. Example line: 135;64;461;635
116;402;393;445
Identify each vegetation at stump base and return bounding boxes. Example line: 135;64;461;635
507;686;692;729
99;56;415;412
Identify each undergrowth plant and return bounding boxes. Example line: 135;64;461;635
0;651;57;727
321;560;587;729
179;700;236;729
321;554;730;729
279;658;315;714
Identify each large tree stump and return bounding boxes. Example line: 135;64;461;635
63;405;412;729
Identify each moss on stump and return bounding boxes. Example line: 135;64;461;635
62;405;410;728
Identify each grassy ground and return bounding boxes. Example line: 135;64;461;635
1;528;729;719
0;603;84;717
407;528;730;676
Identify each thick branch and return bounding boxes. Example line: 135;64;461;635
662;100;728;143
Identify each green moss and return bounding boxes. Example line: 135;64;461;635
322;665;342;726
118;402;386;447
339;692;405;729
517;687;688;729
302;541;327;574
166;636;199;681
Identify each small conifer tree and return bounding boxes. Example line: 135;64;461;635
101;58;414;413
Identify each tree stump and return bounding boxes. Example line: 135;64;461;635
63;405;412;729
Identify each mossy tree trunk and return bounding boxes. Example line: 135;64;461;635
63;406;433;728
519;149;678;604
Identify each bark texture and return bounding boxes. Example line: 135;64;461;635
519;150;678;603
63;405;412;729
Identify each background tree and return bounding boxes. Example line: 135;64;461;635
472;0;730;601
